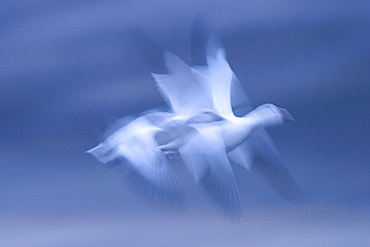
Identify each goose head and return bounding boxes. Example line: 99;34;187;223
249;103;294;128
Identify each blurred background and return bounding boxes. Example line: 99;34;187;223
1;1;369;246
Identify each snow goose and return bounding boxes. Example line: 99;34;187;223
189;17;303;204
88;18;302;219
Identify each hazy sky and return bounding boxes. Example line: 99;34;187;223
1;1;369;246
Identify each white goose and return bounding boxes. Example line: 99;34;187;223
88;18;302;218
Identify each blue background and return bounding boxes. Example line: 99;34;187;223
1;1;369;246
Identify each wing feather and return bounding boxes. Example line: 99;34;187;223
130;27;212;114
87;115;184;204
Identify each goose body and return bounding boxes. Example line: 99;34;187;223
87;18;303;219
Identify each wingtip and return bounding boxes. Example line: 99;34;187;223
128;25;169;74
85;147;94;154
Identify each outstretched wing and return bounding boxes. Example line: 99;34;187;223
190;17;235;117
130;27;212;115
201;151;244;221
249;130;305;202
179;124;243;220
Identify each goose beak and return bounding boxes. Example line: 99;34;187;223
277;107;294;123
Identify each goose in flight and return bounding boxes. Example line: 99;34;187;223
87;18;303;219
